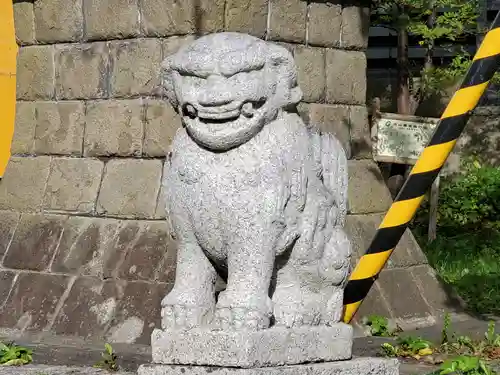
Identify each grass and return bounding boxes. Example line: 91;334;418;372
362;314;500;374
413;226;500;316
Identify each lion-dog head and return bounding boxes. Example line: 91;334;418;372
161;32;303;151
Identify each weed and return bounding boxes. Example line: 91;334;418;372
0;342;32;366
437;355;495;375
362;315;398;337
94;343;119;372
442;313;452;345
485;321;500;347
381;336;434;359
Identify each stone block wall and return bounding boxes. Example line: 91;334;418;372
0;0;449;346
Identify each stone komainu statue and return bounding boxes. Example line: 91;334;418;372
160;32;352;331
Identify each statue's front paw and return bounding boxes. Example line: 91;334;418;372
161;291;214;329
161;304;214;330
273;305;321;327
215;306;270;331
215;291;272;331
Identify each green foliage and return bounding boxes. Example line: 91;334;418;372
94;343;119;372
0;342;32;366
428;159;500;231
362;314;398;337
441;313;452;345
412;160;500;315
370;0;498;101
438;355;495;375
485;321;500;347
381;336;435;358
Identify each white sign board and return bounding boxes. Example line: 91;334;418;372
371;113;439;165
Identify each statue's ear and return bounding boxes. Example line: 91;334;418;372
161;56;179;110
267;44;303;107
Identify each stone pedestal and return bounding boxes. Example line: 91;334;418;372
139;324;400;375
138;358;400;375
151;324;353;368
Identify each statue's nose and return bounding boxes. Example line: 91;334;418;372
198;75;233;107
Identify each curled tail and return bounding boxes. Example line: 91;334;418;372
310;130;349;227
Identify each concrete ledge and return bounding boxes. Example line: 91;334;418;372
151;324;353;368
139;358;399;375
0;365;133;375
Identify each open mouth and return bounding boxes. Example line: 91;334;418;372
182;101;265;123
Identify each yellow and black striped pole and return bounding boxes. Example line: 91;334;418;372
343;11;500;323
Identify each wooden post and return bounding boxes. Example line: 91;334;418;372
428;175;440;242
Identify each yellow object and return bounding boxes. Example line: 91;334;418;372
343;11;500;323
0;1;18;177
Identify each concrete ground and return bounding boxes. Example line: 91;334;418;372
0;363;431;375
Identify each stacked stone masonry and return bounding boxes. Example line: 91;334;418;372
0;0;449;346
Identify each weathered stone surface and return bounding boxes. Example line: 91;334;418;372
55;43;109;100
295;47;325;103
308;3;341;47
193;0;225;34
51;216;122;278
353;282;393;324
107;281;171;344
411;265;456;316
225;0;268;38
143;100;181;157
3;213;66;271
83;0;140;40
378;269;434;324
43;157;104;213
154;235;177;283
139;358;399;375
0;156;51;212
33;101;85;155
161;36;197;58
341;6;370;50
0;211;20;259
154;182;167;220
141;0;224;36
16;46;55;100
269;0;307;43
160;34;351;332
0;272;69;332
308;104;351;157
34;0;83;42
345;214;427;268
296;102;310;124
13;2;35;45
118;221;174;282
349;105;371;159
152;324;352;367
326;49;366;105
12;102;36;154
84;100;143;157
347;160;393;214
141;0;194;36
0;271;16;306
97;159;162;218
52;277;124;338
109;39;162;97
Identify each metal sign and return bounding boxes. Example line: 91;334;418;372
371;113;439;165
